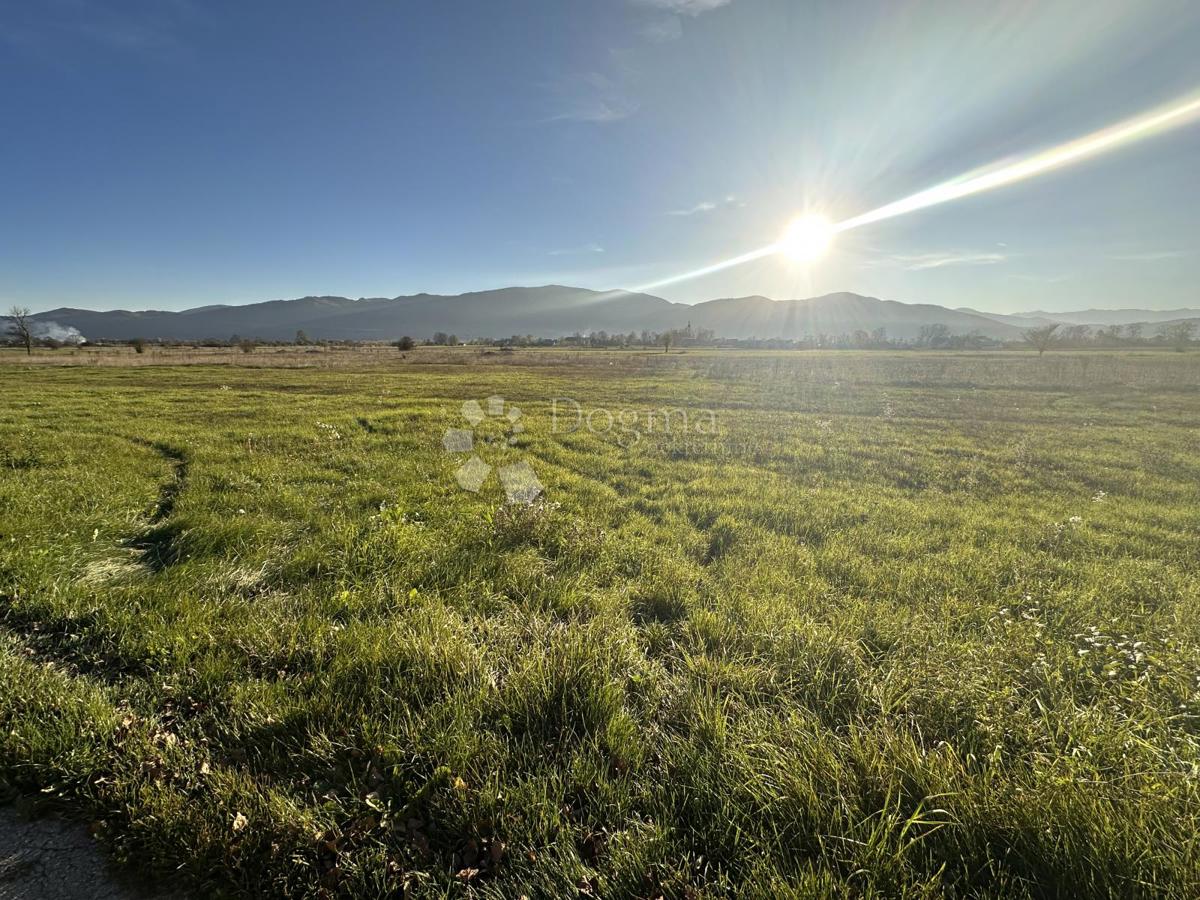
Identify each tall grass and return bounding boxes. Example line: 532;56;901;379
2;352;1199;897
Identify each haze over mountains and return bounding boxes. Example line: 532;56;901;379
18;288;1200;343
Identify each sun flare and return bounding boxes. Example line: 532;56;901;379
633;87;1200;294
778;214;835;264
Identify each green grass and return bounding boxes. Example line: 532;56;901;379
2;350;1199;897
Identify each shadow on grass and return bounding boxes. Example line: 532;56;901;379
124;439;191;572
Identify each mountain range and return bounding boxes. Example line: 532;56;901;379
12;287;1200;343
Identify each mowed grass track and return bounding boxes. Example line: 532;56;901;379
2;351;1199;898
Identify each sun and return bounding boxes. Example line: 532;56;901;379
778;214;835;264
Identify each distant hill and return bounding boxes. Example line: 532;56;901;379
23;287;679;342
1151;316;1200;334
19;287;1031;343
955;308;1061;329
13;287;1194;343
1020;308;1200;326
685;293;1026;340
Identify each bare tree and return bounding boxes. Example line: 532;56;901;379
917;323;951;348
662;332;672;354
1060;324;1091;346
1023;323;1060;356
7;306;33;356
1162;320;1197;352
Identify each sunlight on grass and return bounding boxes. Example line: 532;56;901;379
2;351;1199;897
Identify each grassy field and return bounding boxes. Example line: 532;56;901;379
2;349;1199;898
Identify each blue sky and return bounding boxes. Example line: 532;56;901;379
3;0;1199;313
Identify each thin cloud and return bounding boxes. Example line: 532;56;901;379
635;0;733;15
667;201;717;217
667;194;744;216
884;252;1007;271
1;0;198;59
549;243;605;256
545;68;637;123
547;100;637;123
640;16;683;42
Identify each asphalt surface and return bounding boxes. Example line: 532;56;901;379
0;807;180;900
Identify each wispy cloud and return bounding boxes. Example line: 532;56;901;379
632;0;730;44
550;1;729;123
545;69;637;123
1109;249;1189;261
667;201;717;217
667;194;744;216
635;0;734;15
547;100;637;123
640;16;683;43
877;251;1007;271
0;0;198;60
549;243;605;257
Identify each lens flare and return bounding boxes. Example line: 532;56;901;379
778;214;835;263
833;90;1200;234
632;88;1200;294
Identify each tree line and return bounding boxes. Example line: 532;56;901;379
6;306;1197;355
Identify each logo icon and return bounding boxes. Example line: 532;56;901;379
442;395;543;503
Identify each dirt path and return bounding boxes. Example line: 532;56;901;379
0;807;180;900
